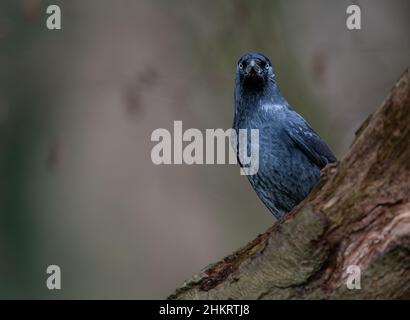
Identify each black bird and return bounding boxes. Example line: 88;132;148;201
233;52;336;219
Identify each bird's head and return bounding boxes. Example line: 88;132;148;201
236;52;274;91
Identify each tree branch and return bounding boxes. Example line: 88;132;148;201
169;68;410;300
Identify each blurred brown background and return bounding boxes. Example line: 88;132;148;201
0;0;409;299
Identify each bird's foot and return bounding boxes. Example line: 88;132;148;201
320;161;339;178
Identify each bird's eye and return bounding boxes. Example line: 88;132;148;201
238;62;243;70
265;63;270;70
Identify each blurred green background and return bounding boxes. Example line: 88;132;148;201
0;0;409;299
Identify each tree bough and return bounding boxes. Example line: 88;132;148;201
169;69;410;300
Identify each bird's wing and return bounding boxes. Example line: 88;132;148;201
285;112;337;169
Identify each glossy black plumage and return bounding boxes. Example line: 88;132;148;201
233;52;336;218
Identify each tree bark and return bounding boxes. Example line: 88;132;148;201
169;68;410;300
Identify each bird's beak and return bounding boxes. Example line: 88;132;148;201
245;59;262;76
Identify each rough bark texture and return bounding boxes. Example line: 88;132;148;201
169;69;410;300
